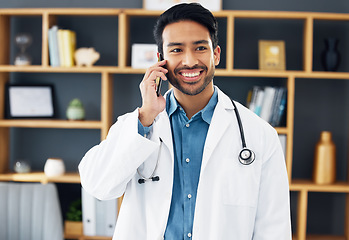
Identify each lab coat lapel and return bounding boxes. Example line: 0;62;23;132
201;89;234;172
153;110;174;161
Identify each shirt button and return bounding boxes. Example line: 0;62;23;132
186;158;190;163
188;194;192;199
186;123;190;128
188;233;192;238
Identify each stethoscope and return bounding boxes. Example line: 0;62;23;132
137;100;256;184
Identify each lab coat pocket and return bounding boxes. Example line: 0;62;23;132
222;163;260;207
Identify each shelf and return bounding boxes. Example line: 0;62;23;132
0;172;80;184
293;235;346;240
2;8;349;21
0;8;122;16
0;119;103;129
64;235;111;240
0;65;120;73
290;179;349;193
1;66;349;79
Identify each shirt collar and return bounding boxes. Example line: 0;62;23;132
166;87;218;124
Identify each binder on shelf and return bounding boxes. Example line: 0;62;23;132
82;187;118;237
82;188;96;236
96;198;118;236
278;134;287;157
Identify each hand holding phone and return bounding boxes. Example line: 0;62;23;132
138;53;167;127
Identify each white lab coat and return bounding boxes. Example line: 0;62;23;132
79;86;292;240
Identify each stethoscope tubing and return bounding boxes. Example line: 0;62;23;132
137;99;256;184
137;138;162;184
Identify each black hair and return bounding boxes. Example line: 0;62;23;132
153;3;218;55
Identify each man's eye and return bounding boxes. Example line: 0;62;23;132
171;48;182;53
197;46;207;51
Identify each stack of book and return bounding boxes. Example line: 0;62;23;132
81;188;118;237
48;25;76;67
246;86;287;127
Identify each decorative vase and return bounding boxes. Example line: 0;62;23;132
66;98;85;120
321;37;340;71
313;131;336;184
44;158;65;177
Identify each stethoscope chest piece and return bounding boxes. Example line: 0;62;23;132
239;148;255;165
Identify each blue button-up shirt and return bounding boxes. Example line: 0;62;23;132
138;88;218;240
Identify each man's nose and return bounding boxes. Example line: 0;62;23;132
182;51;198;67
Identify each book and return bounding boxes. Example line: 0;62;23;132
247;86;262;113
57;29;76;67
62;30;76;67
57;30;66;67
250;87;264;116
247;86;287;126
48;25;60;67
270;87;287;126
274;89;287;127
260;86;276;122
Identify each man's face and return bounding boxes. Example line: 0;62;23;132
162;20;220;96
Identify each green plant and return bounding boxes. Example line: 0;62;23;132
66;199;82;222
68;98;83;108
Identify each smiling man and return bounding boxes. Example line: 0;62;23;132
79;3;292;240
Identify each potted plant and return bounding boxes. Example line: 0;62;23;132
65;199;83;236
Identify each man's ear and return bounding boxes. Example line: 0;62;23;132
214;45;221;66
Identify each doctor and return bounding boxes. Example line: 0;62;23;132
79;3;292;240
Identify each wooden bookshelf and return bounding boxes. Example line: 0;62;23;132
0;172;80;184
0;8;348;240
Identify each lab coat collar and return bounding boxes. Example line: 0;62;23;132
166;88;218;125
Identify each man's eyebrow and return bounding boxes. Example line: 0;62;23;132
166;40;210;47
193;40;210;45
167;42;183;47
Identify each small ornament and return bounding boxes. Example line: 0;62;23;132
74;47;100;67
14;33;33;66
14;160;31;173
66;98;85;120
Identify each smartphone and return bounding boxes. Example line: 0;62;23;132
156;53;164;97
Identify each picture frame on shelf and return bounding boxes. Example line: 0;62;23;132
5;84;55;119
131;44;158;69
258;40;286;71
143;0;222;12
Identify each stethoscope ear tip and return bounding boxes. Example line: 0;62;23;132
138;179;145;184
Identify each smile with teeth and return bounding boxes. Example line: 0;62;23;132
180;71;202;78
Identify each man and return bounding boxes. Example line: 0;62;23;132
79;3;292;240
